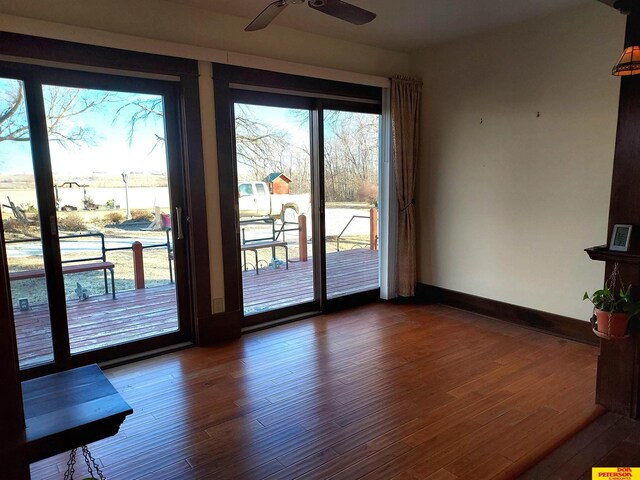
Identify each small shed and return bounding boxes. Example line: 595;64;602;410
264;172;292;194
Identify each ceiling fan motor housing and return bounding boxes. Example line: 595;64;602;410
614;0;635;15
247;0;375;31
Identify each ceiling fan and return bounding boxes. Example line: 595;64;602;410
245;0;376;32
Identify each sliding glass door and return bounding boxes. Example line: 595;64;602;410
323;109;380;300
0;77;55;369
227;87;381;324
234;102;315;316
0;64;192;374
43;84;181;355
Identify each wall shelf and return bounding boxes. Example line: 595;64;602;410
584;245;640;265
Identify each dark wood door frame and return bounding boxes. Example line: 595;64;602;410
594;10;640;418
0;219;29;479
0;33;212;375
211;63;382;332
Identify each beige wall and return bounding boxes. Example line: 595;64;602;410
0;0;410;313
414;3;625;320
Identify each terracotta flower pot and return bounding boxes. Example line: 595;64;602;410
594;308;630;338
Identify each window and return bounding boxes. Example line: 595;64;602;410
214;64;389;326
0;34;209;377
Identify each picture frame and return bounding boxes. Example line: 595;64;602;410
610;224;633;252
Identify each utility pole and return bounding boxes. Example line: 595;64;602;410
122;172;131;220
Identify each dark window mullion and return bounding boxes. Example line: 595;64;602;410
163;83;193;340
311;104;327;306
23;78;71;370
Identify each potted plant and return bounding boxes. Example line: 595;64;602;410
583;284;640;338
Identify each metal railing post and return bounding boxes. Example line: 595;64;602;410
336;214;372;251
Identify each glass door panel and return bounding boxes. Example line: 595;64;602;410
323;110;380;299
234;103;314;315
0;78;55;369
41;84;179;354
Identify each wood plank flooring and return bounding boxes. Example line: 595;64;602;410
29;303;601;479
520;412;640;479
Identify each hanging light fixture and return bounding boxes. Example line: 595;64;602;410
612;45;640;76
611;0;640;76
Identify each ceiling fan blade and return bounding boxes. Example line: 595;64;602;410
308;0;376;25
245;1;288;31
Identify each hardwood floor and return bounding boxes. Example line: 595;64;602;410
29;303;601;479
520;412;640;479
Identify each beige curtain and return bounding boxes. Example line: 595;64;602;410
391;75;422;297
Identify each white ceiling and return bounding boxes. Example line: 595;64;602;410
167;0;601;52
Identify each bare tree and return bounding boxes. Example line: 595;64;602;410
113;96;165;152
235;104;292;181
0;80;111;146
233;106;378;201
285;146;311;194
0;82;27;143
323;111;379;202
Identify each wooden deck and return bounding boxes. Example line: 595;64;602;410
13;249;379;367
242;248;379;314
13;284;179;369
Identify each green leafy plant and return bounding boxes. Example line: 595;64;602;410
583;285;640;318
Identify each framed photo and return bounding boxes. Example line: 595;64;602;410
610;224;633;252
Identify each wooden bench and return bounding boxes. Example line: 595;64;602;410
240;240;288;274
10;261;116;299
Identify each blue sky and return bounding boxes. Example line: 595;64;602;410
0;80;168;176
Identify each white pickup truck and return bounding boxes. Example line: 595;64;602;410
238;181;309;222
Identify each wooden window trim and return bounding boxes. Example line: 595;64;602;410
212;63;382;326
0;32;212;371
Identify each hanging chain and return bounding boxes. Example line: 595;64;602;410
607;262;622;293
63;446;106;480
81;445;106;480
604;263;623;338
63;449;77;480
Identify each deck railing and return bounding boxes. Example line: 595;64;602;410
104;228;174;286
336;208;378;252
239;217;305;271
7;230;174;290
239;218;301;245
7;232;112;292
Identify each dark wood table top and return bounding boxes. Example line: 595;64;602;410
22;364;133;463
